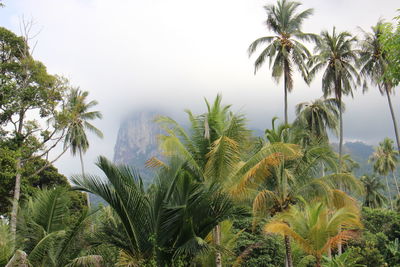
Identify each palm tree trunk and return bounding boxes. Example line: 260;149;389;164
385;87;400;152
385;175;394;210
315;256;322;267
10;158;22;240
337;97;345;255
214;224;222;267
284;235;293;267
284;68;288;125
327;244;332;259
338;98;343;172
392;171;400;197
79;149;90;208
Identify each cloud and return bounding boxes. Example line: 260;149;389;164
1;0;399;176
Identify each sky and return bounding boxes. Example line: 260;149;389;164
1;0;399;177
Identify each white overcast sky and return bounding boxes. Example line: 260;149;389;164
1;0;399;177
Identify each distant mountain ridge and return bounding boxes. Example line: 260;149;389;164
113;111;377;181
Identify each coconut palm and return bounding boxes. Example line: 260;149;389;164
264;201;362;267
71;156;235;266
294;98;340;143
341;154;360;174
64;88;103;207
238;139;361;267
155;95;251;267
359;21;400;151
156;94;250;181
265;117;308;145
156;95;301;266
308;27;360;171
360;174;387;208
248;0;315;124
369;138;400;209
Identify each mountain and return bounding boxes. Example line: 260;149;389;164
113;111;164;185
112;112;380;182
332;141;375;176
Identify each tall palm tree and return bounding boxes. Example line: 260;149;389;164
360;174;387;208
64;88;103;207
308;27;360;171
359;20;400;152
248;0;315;124
369;138;400;209
71;156;235;266
294;98;340;143
265;201;362;267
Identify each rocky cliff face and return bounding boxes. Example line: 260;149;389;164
113;111;163;183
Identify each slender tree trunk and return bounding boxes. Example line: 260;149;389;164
385;87;400;152
10;158;22;240
214;224;222;267
79;149;90;208
337;96;345;255
10;112;25;240
385;175;394;210
284;69;288;125
327;244;332;259
338;97;343;173
284;235;293;267
315;256;322;267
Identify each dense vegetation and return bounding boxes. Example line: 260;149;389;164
1;1;400;266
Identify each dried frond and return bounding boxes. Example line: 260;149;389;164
145;157;167;169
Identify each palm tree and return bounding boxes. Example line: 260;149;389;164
308;27;360;171
71;156;235;266
341;154;360;173
265;201;362;267
322;250;364;267
294;98;340;143
64;88;103;207
11;187;102;267
156;96;301;266
0;221;14;265
359;21;400;151
235;135;362;267
360;174;387;208
156;95;251;267
248;0;315;124
369;138;400;209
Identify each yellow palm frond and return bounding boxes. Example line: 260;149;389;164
145;157;167;169
229;153;282;197
116;250;143;267
264;221;312;254
323;229;359;252
331;189;359;211
252;190;277;214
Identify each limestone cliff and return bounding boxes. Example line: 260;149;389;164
113;111;163;183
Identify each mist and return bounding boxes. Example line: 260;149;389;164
1;0;399;176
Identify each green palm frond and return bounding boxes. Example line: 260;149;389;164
0;221;14;266
64;255;103;267
28;230;65;265
63;88;103;155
